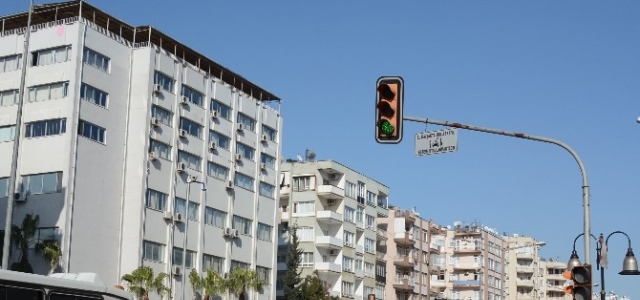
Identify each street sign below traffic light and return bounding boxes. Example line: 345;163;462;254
375;76;404;144
571;265;592;300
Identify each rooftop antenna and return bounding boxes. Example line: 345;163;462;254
305;149;316;162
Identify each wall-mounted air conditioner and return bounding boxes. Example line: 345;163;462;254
173;213;184;223
151;117;160;127
172;266;181;276
149;151;158;161
179;129;187;138
153;84;162;93
176;162;186;173
208;142;216;151
211;111;218;119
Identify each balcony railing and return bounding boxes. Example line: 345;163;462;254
377;228;388;240
392;277;414;291
393;232;415;246
315;236;343;249
316;210;343;224
376;252;386;262
317;184;344;199
452;280;480;287
315;262;341;273
394;255;414;268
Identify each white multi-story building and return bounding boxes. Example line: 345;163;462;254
276;159;390;300
0;2;282;299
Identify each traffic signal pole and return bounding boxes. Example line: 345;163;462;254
403;115;592;265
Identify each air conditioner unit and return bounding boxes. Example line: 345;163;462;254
235;153;242;161
329;250;338;256
224;227;232;236
151;117;160;127
208;142;216;151
211;111;218;119
14;193;26;203
176;162;186;173
180;96;189;103
261;134;268;142
149;151;158;161
163;211;173;220
236;124;244;131
232;229;239;238
172;266;181;276
260;163;266;170
225;181;234;189
173;213;184;223
179;129;187;138
153;84;162;92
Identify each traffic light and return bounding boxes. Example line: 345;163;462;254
375;76;404;144
571;265;592;300
563;270;573;295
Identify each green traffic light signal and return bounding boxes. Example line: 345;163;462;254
378;120;394;135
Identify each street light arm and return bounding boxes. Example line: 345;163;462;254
606;231;632;249
572;233;599;252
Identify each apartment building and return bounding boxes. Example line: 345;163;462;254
443;222;506;300
378;207;446;300
540;258;570;300
0;2;282;300
503;235;547;300
276;159;389;300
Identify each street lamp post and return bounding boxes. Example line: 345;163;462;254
183;177;206;300
567;231;640;300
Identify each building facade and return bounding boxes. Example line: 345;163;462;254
276;159;389;300
0;2;282;300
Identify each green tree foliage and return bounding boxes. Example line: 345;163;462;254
226;268;263;300
121;266;170;300
9;213;62;273
189;268;226;300
283;226;303;299
300;270;339;300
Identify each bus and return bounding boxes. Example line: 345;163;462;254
0;269;134;300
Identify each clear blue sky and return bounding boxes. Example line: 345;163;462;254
6;0;640;297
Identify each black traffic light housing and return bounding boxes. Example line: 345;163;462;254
375;76;404;144
571;264;592;300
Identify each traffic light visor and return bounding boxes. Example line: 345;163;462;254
572;266;591;284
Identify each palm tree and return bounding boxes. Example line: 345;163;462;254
10;213;40;273
35;238;62;271
226;268;263;300
121;266;170;300
189;269;226;300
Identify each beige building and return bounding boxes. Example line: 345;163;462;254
540;258;570;300
276;159;389;300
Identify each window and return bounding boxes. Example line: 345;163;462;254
21;172;62;195
209;131;230;150
259;182;275;198
234;172;254;191
236;143;255;161
143;240;164;262
292;176;312;191
365;215;376;230
187;201;199;221
365;238;375;253
181;85;203;106
149;139;171;160
262;125;277;142
154;71;174;92
343;256;354;272
231;260;249;271
364;262;374;277
232;215;252;236
292;201;314;215
0;125;16;142
257;223;272;241
345;181;357;199
341;281;354;297
83;48;110;72
343;231;355;247
257;266;271;284
80;83;108;107
28;82;68;102
146;189;167;211
237;113;255;131
207;162;228;180
367;191;377;206
356;206;364;224
178;151;201;171
364;287;375;299
33;45;71;66
301;252;314;266
297;227;314;241
204;207;226;228
78;120;106;143
25;118;66;138
0;89;19;106
179;118;202;138
0;54;21;73
0;177;7;198
152;105;173;127
210;99;231;119
174;197;186;216
29;227;59;248
172;248;196;268
344;206;355;223
260;153;275;169
203;254;224;273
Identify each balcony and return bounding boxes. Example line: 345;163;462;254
516;252;534;259
394;255;414;269
516;266;534;273
452;280;480;288
281;211;289;222
392;278;414;291
452;263;481;271
376;252;386;262
394;210;416;223
393;232;415;247
315;236;343;249
429;243;442;253
430;279;446;288
356;245;364;254
356;220;364;231
377;229;388;240
452;245;482;253
280;185;291;199
316;210;343;224
516;279;534;287
428;263;443;272
317;184;344;200
546;285;564;293
355;269;364;278
315;262;341;273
